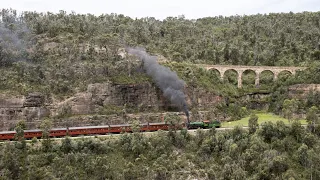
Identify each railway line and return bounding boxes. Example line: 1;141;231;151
56;124;307;141
0;120;307;141
69;127;242;138
0;120;223;141
59;127;243;141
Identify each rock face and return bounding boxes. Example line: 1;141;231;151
0;94;49;130
23;93;45;107
288;84;320;97
0;82;223;130
2;83;318;131
88;83;160;109
239;92;271;110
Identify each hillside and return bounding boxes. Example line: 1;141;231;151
0;9;319;129
1;8;320;180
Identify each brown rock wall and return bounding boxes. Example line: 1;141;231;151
0;82;223;130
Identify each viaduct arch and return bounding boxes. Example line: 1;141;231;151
200;65;306;88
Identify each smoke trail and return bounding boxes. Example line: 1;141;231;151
127;47;190;123
0;17;30;66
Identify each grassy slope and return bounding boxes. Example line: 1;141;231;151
222;113;308;127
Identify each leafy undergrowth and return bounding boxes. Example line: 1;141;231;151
3;122;320;179
222;113;307;127
110;73;151;84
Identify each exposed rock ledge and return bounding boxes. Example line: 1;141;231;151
0;82;223;131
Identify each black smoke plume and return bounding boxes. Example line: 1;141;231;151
127;47;190;124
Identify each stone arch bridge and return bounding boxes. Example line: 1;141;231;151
199;64;306;88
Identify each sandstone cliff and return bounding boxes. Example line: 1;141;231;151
288;84;320;97
0;81;223;130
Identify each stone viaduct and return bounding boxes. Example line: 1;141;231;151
199;64;306;88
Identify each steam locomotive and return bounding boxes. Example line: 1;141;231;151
0;120;221;141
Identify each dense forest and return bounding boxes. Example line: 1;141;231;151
1;9;320;92
0;8;320;119
1;120;320;180
3;9;320;66
1;8;320;180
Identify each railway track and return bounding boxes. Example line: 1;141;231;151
67;127;245;139
0;121;222;141
0;123;308;142
0;127;244;143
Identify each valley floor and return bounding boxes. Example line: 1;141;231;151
222;112;307;127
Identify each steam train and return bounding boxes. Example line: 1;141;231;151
0;120;221;141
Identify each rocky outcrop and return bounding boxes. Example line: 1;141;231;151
0;81;224;131
0;94;49;130
23;92;45;107
0;95;24;108
288;84;320;97
88;83;159;109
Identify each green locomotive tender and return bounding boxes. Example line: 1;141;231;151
188;120;221;129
